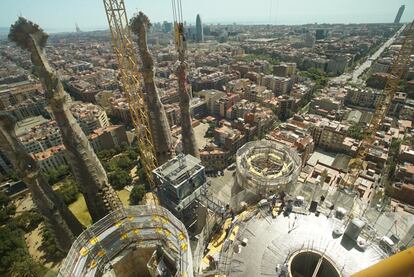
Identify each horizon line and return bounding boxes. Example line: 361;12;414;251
0;20;406;35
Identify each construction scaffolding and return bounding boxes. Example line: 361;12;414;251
236;140;302;197
58;206;193;277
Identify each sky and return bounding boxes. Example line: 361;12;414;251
0;0;412;33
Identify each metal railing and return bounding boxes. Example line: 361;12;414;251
58;206;193;277
236;140;302;196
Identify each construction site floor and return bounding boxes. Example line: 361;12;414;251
220;212;386;277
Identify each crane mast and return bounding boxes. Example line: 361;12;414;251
346;22;414;192
102;0;157;186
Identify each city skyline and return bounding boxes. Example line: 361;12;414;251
1;1;414;276
0;0;412;33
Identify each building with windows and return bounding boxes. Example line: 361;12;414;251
32;144;68;173
88;125;129;152
344;86;382;109
394;5;405;24
153;154;206;228
70;101;110;135
16;116;62;154
110;95;132;125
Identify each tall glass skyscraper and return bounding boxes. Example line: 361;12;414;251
196;14;204;42
394;5;405;24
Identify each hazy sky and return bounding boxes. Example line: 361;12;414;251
0;0;412;32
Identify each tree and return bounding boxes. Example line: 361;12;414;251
136;167;151;190
390;139;402;154
101;160;110;171
10;256;44;277
299;68;328;88
347;123;364;140
115;155;134;170
12;211;42;232
56;178;79;205
97;149;117;162
0;191;11;208
108;170;132;190
108;155;134;172
42;165;70;185
0;226;27;276
7;171;19;181
0;192;16;224
41;227;64;260
129;184;146;205
126;146;138;161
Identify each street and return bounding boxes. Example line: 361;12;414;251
331;23;406;85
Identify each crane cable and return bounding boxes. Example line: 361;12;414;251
171;0;183;24
171;0;177;24
171;0;186;55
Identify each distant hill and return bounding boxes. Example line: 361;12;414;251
0;26;111;41
0;27;9;40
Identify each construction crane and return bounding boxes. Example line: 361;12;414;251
102;0;157;186
351;245;414;277
346;22;414;196
100;3;192;276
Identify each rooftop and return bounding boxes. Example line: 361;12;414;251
153;154;204;186
219;213;386;276
15;115;49;137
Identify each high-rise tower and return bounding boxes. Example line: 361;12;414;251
394;5;405;24
196;14;204;42
75;23;81;33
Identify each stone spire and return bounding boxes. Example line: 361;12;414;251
130;12;173;165
174;19;200;158
9;17;122;222
176;57;200;158
0;111;83;252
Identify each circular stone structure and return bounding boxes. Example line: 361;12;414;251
288;250;342;277
236;140;301;196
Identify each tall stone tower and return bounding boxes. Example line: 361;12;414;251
176;58;200;158
9;17;122;223
196;14;204;43
394;5;405;24
130;12;173;165
0;112;84;252
174;17;200;158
